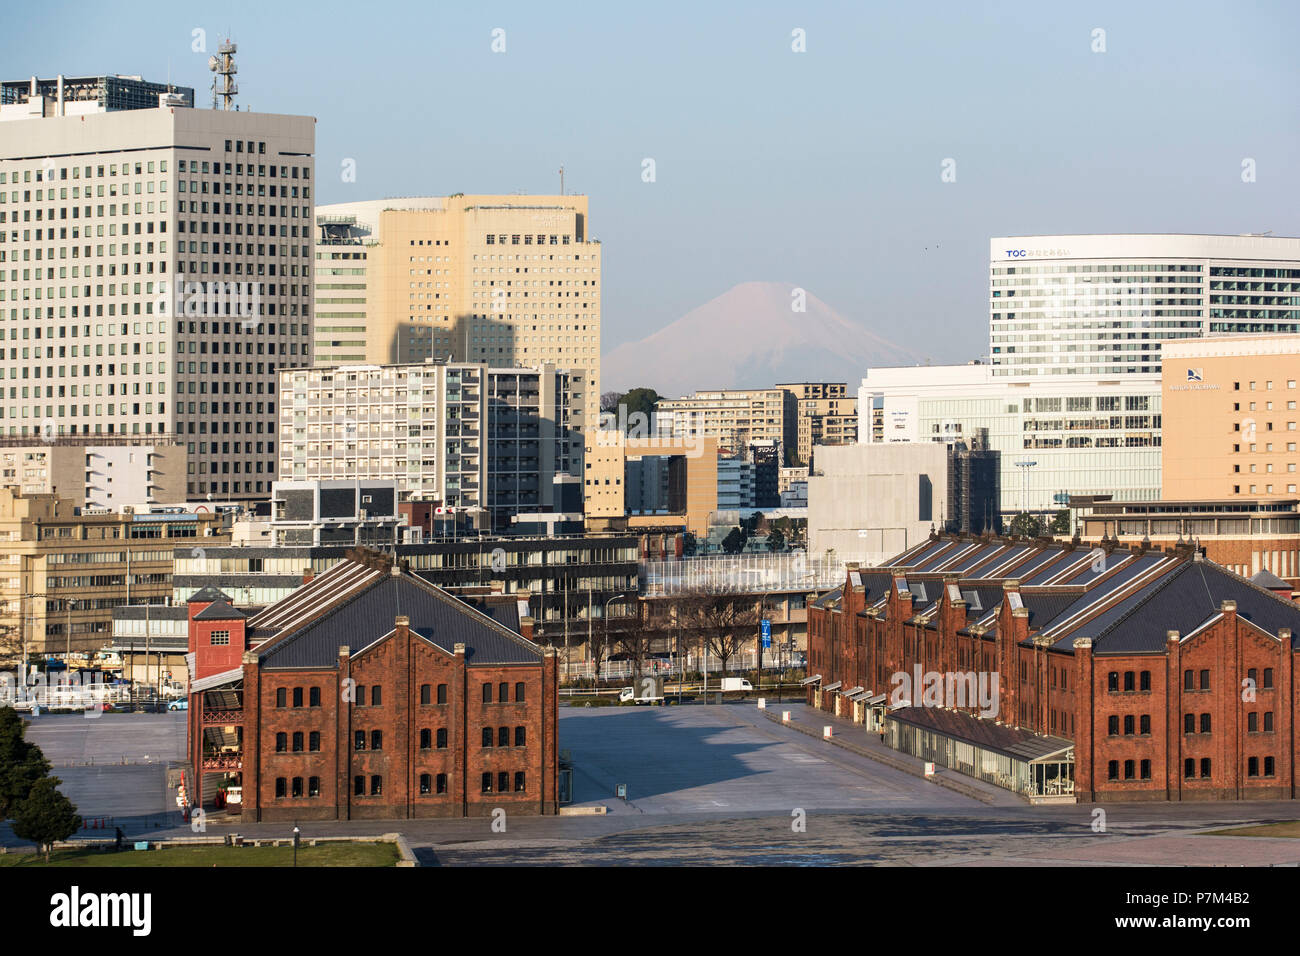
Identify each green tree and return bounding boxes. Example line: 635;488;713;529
680;532;698;557
1009;512;1043;538
721;527;745;555
0;706;51;820
12;776;79;862
621;387;661;424
767;528;786;552
1049;509;1071;535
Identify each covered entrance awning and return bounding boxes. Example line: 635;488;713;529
823;681;842;692
884;706;1075;800
843;686;864;696
799;674;822;686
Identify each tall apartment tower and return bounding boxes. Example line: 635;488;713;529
313;195;600;423
0;74;315;501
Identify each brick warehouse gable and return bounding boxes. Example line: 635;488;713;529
186;549;559;820
806;531;1300;802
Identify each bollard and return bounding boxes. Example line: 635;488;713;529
823;725;833;739
757;697;766;710
782;710;791;724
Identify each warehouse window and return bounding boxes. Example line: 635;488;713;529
482;727;493;748
1200;670;1210;690
370;775;382;796
481;772;493;793
1265;712;1275;732
275;777;286;798
292;732;303;752
276;687;286;708
309;687;321;707
514;726;526;747
1265;756;1275;777
498;682;508;702
1123;760;1134;780
1139;760;1151;781
436;773;448;794
497;771;509;794
482;682;493;703
354;730;365;751
1200;713;1211;733
515;682;526;702
1183;670;1193;691
1107;761;1118;781
1139;671;1150;692
437;728;448;749
308;776;320;797
1247;757;1259;778
291;777;303;798
354;776;364;796
1200;758;1212;778
309;731;320;752
498;726;509;748
1248;712;1258;732
355;685;366;706
293;687;303;708
370;730;382;751
420;774;432;795
371;686;382;706
514;772;526;792
1184;713;1194;734
437;683;448;704
275;732;287;752
1107;672;1118;692
1139;715;1150;735
420;684;431;705
420;729;432;750
1123;715;1134;736
1263;668;1274;689
1184;758;1195;779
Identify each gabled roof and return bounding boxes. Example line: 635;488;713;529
1084;562;1300;654
192;599;246;622
256;567;543;669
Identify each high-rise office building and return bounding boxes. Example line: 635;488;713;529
990;234;1300;377
0;73;316;500
313;196;601;423
776;382;857;466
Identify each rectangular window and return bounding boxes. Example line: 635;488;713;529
293;687;303;708
437;683;448;704
436;773;448;794
514;726;526;747
275;777;286;798
370;685;381;706
515;682;526;702
309;686;321;707
354;730;365;751
482;682;493;703
481;772;493;793
370;730;382;751
210;630;230;646
420;684;431;705
308;776;320;797
354;775;364;796
309;731;320;752
370;775;382;796
1139;671;1150;692
276;687;286;708
514;771;526;792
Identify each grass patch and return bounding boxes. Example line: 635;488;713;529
1203;821;1300;839
0;841;400;867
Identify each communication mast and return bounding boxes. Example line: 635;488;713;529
208;38;238;110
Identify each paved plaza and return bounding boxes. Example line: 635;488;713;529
5;704;1299;866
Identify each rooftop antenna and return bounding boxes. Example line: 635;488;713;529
208;37;238;110
559;165;565;196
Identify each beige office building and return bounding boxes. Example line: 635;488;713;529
777;382;857;465
0;487;226;659
584;431;719;536
0;438;186;507
656;388;795;462
314;195;601;423
0;74;315;501
1161;336;1300;499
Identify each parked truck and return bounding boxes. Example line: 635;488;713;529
619;675;666;705
719;677;753;694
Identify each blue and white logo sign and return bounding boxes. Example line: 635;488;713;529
1187;368;1203;383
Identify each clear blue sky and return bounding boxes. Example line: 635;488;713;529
8;1;1298;360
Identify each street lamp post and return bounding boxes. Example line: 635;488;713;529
601;594;626;683
293;825;300;867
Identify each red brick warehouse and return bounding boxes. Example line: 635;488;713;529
186;548;560;820
805;532;1300;802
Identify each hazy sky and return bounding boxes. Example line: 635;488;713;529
9;1;1298;360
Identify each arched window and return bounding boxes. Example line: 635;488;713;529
291;777;303;797
309;731;320;752
482;682;493;703
497;771;509;794
498;682;508;703
292;687;303;708
419;774;432;795
276;687;286;708
370;730;383;751
515;682;526;702
275;732;287;752
370;775;382;795
481;772;493;793
437;683;448;704
354;776;364;796
437;728;448;749
420;729;432;750
514;771;526;792
292;731;303;752
308;776;320;797
420;684;431;705
436;773;447;794
482;727;493;748
309;686;321;707
514;726;526;747
275;777;286;798
498;726;509;748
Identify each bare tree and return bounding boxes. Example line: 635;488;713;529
614;606;671;682
678;590;759;676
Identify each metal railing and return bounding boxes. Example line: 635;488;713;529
640;552;868;597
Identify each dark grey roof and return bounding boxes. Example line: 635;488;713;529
186;586;233;604
258;572;543;669
1019;591;1082;630
193;599;246;621
1086;562;1300;654
812;587;843;609
1251;568;1291;589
